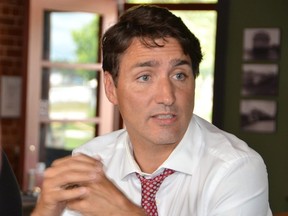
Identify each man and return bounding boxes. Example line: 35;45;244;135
32;5;272;216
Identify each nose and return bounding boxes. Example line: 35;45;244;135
154;78;176;106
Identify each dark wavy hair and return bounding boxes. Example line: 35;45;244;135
102;5;203;83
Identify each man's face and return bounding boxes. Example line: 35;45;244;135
105;37;195;149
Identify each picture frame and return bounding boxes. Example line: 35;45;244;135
241;63;278;96
1;76;22;118
243;28;281;61
240;99;277;133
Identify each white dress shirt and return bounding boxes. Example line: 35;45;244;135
63;115;272;216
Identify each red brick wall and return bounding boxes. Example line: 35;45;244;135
0;0;26;184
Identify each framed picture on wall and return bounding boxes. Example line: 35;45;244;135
240;99;277;133
243;28;281;61
241;63;278;96
1;76;22;118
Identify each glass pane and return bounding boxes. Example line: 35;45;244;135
39;122;97;166
172;11;217;121
41;122;96;150
43;11;100;63
41;68;99;120
126;0;217;3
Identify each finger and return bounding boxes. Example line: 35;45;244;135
42;157;104;193
40;184;89;205
46;155;103;179
65;176;134;215
45;170;97;190
51;154;102;169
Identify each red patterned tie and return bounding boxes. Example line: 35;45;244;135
136;169;175;216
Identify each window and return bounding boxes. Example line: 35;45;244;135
25;0;118;190
41;12;100;152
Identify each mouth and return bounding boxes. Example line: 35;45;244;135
151;113;177;125
153;114;176;119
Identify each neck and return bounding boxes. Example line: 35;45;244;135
132;143;176;174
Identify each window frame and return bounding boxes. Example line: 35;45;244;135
24;0;118;190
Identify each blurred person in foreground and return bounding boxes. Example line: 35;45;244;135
0;123;22;215
32;5;272;216
0;151;22;215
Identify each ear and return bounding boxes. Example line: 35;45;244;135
104;72;118;105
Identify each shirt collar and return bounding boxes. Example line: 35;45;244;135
120;134;140;179
120;115;203;179
162;115;204;175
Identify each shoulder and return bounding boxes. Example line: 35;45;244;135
193;115;263;164
72;129;127;157
192;116;269;200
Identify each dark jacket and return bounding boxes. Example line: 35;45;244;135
0;151;22;216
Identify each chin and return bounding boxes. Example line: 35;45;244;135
153;133;181;146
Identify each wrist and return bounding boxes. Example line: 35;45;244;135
118;200;146;216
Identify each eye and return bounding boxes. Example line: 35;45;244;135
137;74;151;82
173;72;187;81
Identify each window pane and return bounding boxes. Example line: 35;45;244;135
39;122;97;166
41;122;96;150
41;68;99;120
172;11;217;121
126;0;217;3
43;11;100;63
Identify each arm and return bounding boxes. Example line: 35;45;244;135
65;169;145;216
31;154;145;216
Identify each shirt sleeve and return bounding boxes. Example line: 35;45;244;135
207;156;272;216
62;209;82;216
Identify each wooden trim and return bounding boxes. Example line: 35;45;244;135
19;0;30;188
41;61;102;71
273;213;288;216
124;3;217;11
212;0;229;129
39;118;101;124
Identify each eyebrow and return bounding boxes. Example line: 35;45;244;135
132;58;191;69
170;59;191;67
133;60;159;68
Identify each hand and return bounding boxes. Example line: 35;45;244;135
66;161;145;216
31;154;101;216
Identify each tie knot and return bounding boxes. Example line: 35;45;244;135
136;169;174;216
137;168;174;183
